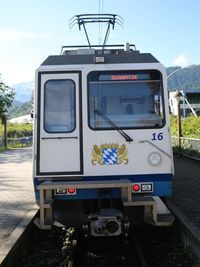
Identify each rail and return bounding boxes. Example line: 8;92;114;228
7;136;32;147
171;136;200;160
0;136;33;148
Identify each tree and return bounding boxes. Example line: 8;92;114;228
0;75;15;148
0;75;15;120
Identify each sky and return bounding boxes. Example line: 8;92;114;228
0;0;199;85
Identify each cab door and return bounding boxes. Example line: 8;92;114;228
37;72;82;175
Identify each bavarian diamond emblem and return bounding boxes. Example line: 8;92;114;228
92;143;128;166
102;148;118;165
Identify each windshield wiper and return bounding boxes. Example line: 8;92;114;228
94;109;133;143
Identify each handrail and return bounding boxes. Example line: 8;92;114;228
171;136;200;160
60;44;136;55
139;140;171;158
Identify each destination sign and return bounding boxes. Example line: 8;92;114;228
99;73;150;81
111;75;138;80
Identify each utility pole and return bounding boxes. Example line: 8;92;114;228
2;114;7;149
174;91;182;153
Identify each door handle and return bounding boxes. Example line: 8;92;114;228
42;136;78;140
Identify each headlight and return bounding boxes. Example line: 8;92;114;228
148;152;161;166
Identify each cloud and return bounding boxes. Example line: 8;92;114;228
173;54;190;67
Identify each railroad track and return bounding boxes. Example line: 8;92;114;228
61;224;196;267
64;228;149;267
2;223;195;267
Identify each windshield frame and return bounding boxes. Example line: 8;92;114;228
87;70;166;131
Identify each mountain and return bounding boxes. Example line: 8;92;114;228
7;64;200;119
12;82;33;103
166;65;200;92
10;65;200;103
8;100;32;119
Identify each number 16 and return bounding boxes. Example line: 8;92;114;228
152;133;163;141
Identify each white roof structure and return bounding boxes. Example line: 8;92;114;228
8;114;33;124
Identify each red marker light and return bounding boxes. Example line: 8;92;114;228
68;188;76;194
132;184;140;192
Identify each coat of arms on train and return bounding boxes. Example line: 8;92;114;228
92;143;128;165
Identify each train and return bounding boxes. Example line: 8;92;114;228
33;15;174;236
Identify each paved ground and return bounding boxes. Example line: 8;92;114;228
0;147;36;262
167;155;200;245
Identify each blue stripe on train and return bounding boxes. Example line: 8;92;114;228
34;173;173;201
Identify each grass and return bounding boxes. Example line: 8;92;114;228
0;142;32;152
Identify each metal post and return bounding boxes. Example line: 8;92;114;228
3;115;7;149
177;101;182;153
173;91;183;154
82;22;91;48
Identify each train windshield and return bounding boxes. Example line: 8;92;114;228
88;70;165;129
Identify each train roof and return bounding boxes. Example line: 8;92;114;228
41;44;159;66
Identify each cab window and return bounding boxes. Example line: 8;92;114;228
44;79;75;133
88;70;165;129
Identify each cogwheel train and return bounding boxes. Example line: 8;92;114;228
33;15;174;236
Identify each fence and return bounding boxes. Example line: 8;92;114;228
0;136;32;148
171;136;200;160
0;121;33;148
8;136;33;147
1;131;199;159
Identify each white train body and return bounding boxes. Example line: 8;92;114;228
33;45;174;235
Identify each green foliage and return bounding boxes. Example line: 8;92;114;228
170;115;200;139
8;123;32;138
182;116;200;138
0;123;32;138
0;75;15;118
169;115;178;136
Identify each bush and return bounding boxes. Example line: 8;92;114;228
170;115;200;139
8;124;33;138
0;123;33;139
182;117;200;138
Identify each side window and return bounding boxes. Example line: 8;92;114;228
44;79;75;133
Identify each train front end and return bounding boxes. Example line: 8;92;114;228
33;44;174;236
